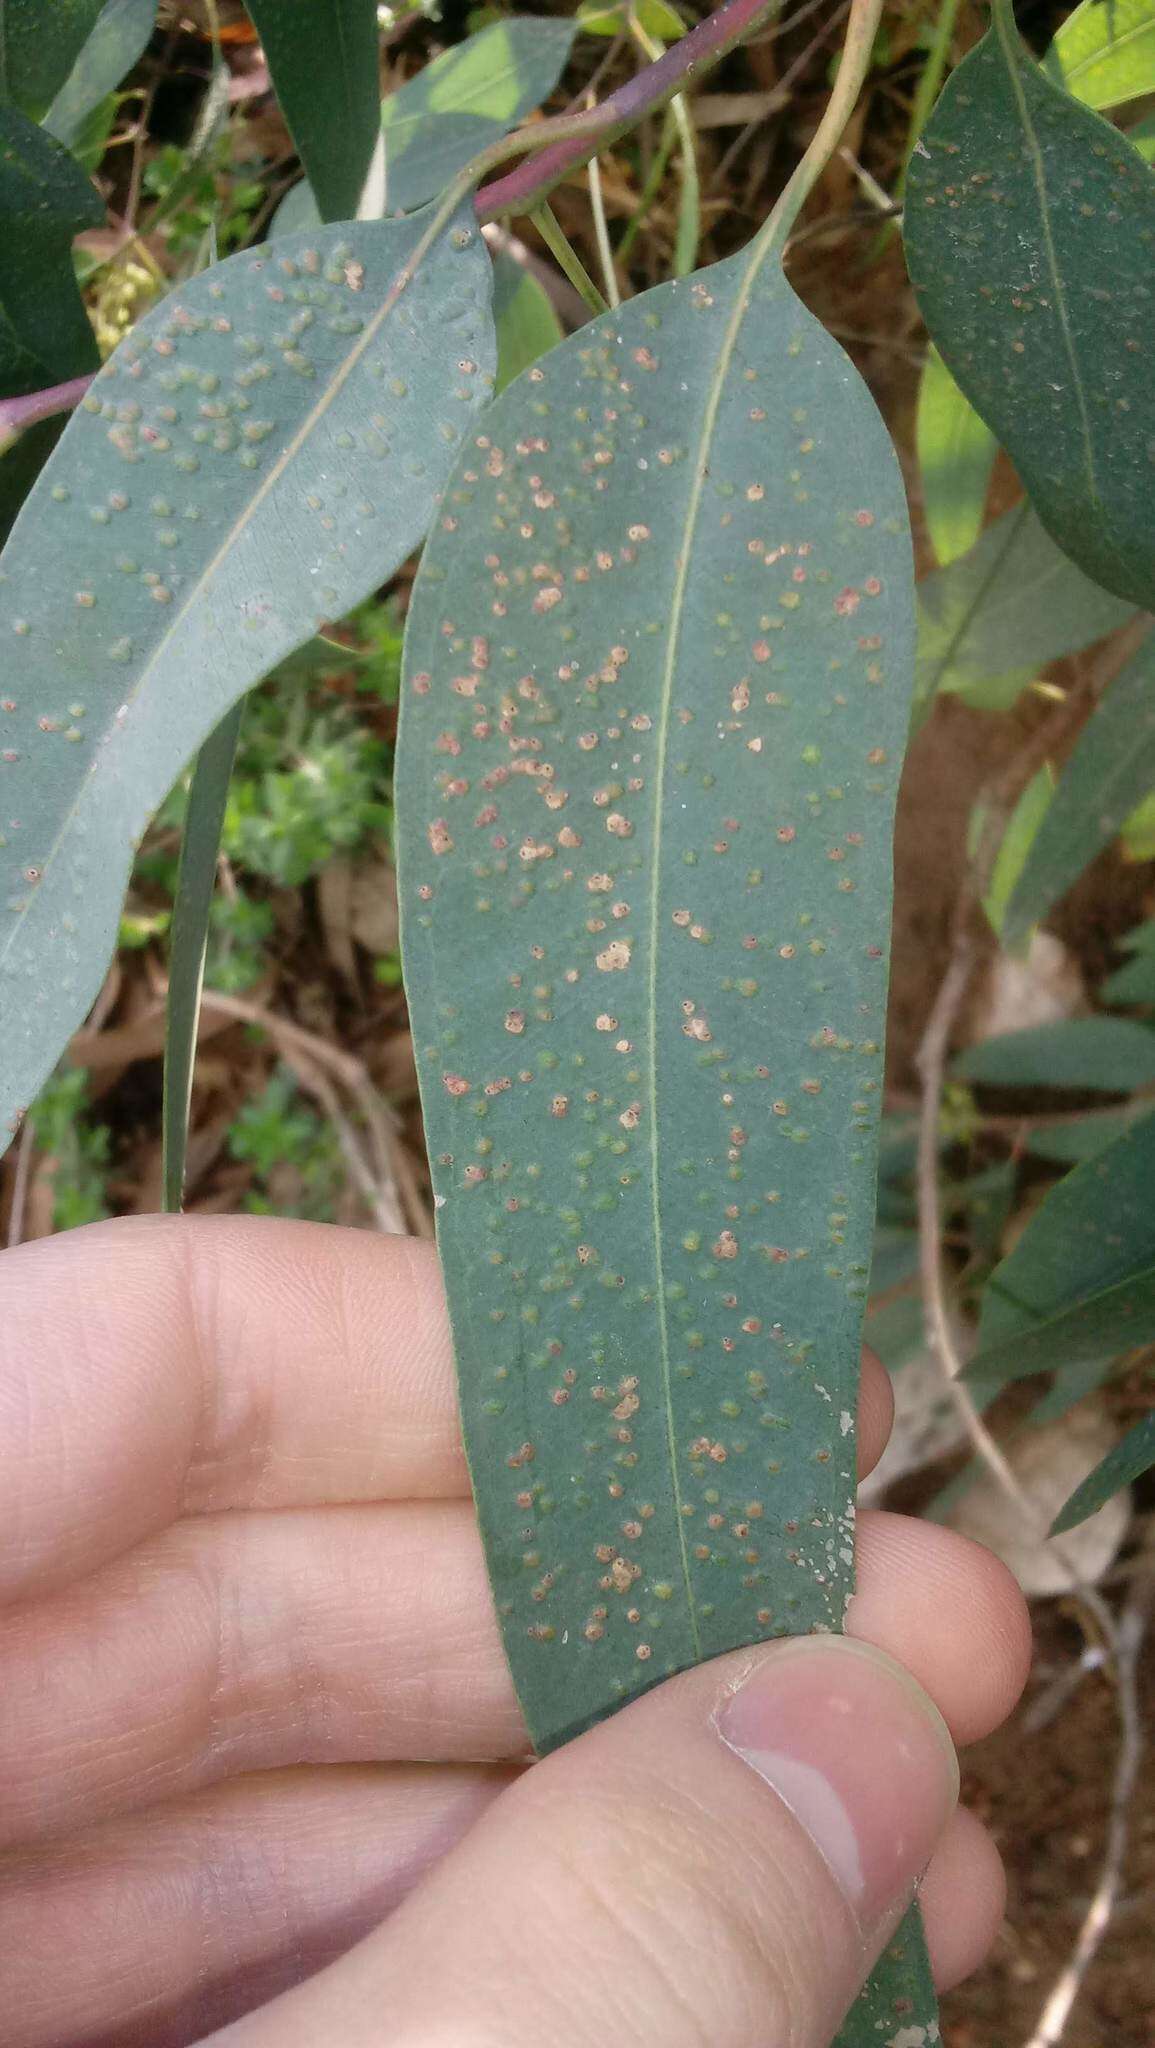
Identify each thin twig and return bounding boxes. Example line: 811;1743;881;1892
1021;1584;1152;2048
5;1118;36;1250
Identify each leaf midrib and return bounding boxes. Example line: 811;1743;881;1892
993;0;1100;512
0;217;437;976
644;231;780;1657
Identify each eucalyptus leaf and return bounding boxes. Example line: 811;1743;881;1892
1047;0;1155;111
906;0;1155;611
1026;1104;1149;1162
973;1107;1155;1382
271;18;576;234
0;104;103;395
0;205;495;1141
0;0;105;119
956;1016;1155;1092
162;697;243;1213
492;249;563;391
915;501;1134;710
915;344;995;568
397;242;933;2039
42;0;156;151
1104;948;1155;1005
1051;1408;1154;1532
246;0;381;224
979;762;1053;941
1004;626;1155;943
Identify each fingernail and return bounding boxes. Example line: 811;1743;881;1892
716;1637;958;1933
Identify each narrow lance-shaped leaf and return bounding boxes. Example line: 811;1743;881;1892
492;249;563;392
270;18;577;235
398;227;935;2041
0;104;103;394
972;1108;1155;1385
245;0;381;224
42;0;158;152
1051;1409;1155;1533
1004;625;1155;943
0;204;495;1143
162;697;243;1213
956;1016;1155;1092
0;0;105;119
906;0;1155;611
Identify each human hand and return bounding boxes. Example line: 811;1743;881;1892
0;1216;1030;2047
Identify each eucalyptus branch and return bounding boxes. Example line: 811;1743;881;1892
0;374;99;444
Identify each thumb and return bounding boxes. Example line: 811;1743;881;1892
211;1637;957;2048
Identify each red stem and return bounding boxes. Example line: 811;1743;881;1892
0;373;97;441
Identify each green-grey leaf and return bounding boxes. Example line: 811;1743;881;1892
0;0;105;119
915;501;1134;711
397;250;934;2040
1026;1103;1149;1162
906;0;1155;611
1047;0;1155;111
956;1016;1155;1092
978;762;1053;941
916;344;995;568
1003;626;1155;943
245;0;380;224
162;696;243;1213
0;205;495;1143
0;103;103;394
1104;947;1155;1004
1051;1408;1154;1531
271;18;576;233
973;1107;1155;1382
492;249;562;391
42;0;156;151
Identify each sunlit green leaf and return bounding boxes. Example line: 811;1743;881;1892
1051;1408;1154;1531
397;239;934;2041
1120;786;1155;859
271;17;576;233
1047;0;1155;111
492;249;563;391
578;0;686;38
915;501;1134;711
0;206;495;1142
0;0;105;119
915;344;995;568
42;0;156;151
246;0;380;224
906;0;1155;611
977;763;1053;941
956;1016;1155;1092
1003;628;1155;943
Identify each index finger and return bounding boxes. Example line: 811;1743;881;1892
0;1215;465;1603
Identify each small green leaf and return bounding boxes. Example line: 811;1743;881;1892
1120;786;1155;859
0;0;105;119
1003;628;1155;943
956;1016;1155;1092
578;0;686;39
0;104;103;394
1026;1104;1148;1162
42;0;156;151
974;1108;1155;1382
1105;948;1155;1005
1051;1409;1154;1532
492;249;562;390
162;697;243;1213
916;344;996;567
246;0;380;224
977;762;1054;941
915;501;1134;711
906;0;1155;611
0;205;495;1143
272;18;576;233
1047;0;1155;111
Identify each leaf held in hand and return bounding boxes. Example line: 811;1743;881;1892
0;205;495;1142
906;0;1155;611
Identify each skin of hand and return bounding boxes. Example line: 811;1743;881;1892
0;1215;1031;2048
